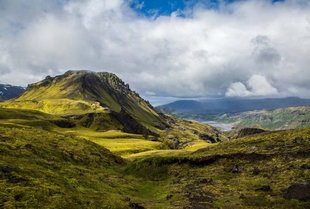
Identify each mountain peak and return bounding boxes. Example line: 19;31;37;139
8;70;166;128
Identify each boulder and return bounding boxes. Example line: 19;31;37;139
283;182;310;201
0;165;17;173
230;165;242;173
293;137;304;144
166;194;173;200
129;203;145;209
255;185;272;192
252;167;261;175
197;178;213;184
301;164;310;169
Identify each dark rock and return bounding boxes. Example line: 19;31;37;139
301;164;310;169
7;176;28;183
0;165;17;173
293;137;304;144
265;143;274;149
199;134;218;143
263;174;273;178
288;165;295;170
284;182;310;201
0;136;9;142
237;127;267;138
129;203;145;209
14;194;23;201
255;185;272;192
230;164;242;173
24;144;32;148
252;167;260;175
197;178;213;184
166;194;173;200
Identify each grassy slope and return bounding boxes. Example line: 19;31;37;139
1;71;166;129
127;128;310;208
0;107;310;208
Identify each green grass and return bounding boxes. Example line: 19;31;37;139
1;106;309;208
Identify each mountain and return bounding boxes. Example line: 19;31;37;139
0;70;225;145
0;84;25;101
159;97;310;114
168;106;310;131
1;70;167;129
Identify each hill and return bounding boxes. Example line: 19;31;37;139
1;112;309;208
0;70;225;148
1;71;166;130
172;106;310;130
0;84;25;101
159;97;310;114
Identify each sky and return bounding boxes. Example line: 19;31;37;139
0;0;310;105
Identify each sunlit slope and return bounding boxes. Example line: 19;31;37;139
126;128;310;208
1;70;167;129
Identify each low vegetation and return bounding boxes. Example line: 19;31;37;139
1;71;309;208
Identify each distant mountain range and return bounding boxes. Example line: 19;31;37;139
0;84;25;101
158;97;310;114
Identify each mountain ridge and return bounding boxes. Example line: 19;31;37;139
0;84;25;101
159;97;310;114
3;70;167;130
0;70;225;146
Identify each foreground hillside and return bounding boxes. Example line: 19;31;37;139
1;121;309;208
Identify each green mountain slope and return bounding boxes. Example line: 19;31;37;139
1;70;166;129
0;70;226;149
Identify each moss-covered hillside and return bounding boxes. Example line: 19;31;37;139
1;70;166;129
0;71;309;208
1;120;309;208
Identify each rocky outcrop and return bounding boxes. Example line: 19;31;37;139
236;127;267;138
284;182;310;201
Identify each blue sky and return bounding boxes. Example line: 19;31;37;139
129;0;284;17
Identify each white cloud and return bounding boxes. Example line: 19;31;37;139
226;74;278;97
225;82;251;97
0;0;310;99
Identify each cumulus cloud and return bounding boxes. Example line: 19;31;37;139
226;75;278;97
0;0;310;99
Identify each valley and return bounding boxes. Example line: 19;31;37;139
0;71;309;208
